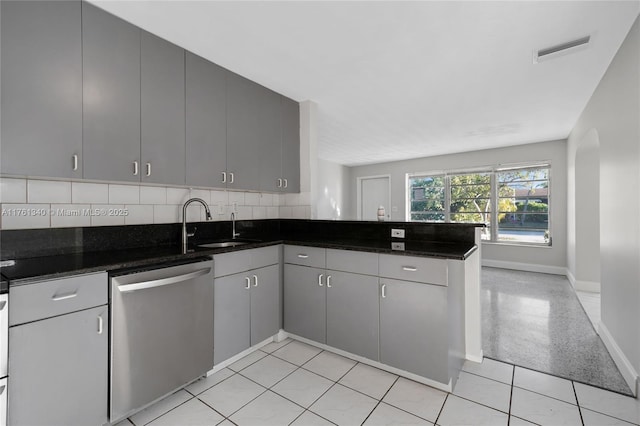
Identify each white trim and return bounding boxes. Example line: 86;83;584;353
207;335;274;375
283;332;453;393
466;350;484;363
574;280;601;293
598;322;639;397
482;259;566;275
566;268;576;287
356;174;392;221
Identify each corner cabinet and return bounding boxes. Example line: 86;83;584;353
141;31;186;185
1;0;83;178
281;97;301;193
8;273;108;426
213;246;281;365
82;2;141;182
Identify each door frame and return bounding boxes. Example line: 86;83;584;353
356;174;392;221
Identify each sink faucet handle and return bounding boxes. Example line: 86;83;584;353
187;226;197;238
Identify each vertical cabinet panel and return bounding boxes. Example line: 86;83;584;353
283;264;326;343
1;0;82;178
326;271;379;361
281;96;300;193
141;31;185;185
214;273;251;365
185;52;227;188
8;306;108;426
379;279;449;383
258;93;283;192
82;3;141;182
250;264;280;345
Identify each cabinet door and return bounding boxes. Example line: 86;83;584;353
8;306;108;426
283;264;326;343
258;92;283;192
141;31;185;185
326;271;379;361
82;3;141;182
186;52;227;188
379;279;449;383
281;96;300;193
250;264;280;345
226;72;263;190
1;0;82;178
214;273;250;365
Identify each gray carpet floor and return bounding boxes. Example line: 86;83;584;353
481;267;632;396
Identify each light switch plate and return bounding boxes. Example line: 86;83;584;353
391;229;405;238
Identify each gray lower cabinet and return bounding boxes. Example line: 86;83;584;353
214;272;251;365
141;31;185;185
214;261;280;365
283;264;326;343
1;0;83;178
8;305;108;426
281;96;300;193
379;278;449;384
185;52;227;188
326;270;379;361
82;2;141;182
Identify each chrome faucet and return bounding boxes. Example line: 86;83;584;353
231;211;240;239
182;198;212;252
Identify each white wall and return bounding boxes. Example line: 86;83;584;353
348;140;567;272
315;159;350;220
567;15;640;392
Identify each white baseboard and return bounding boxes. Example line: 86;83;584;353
207;335;275;375
574;280;601;292
566;269;576;287
598;322;638;397
482;259;566;276
283;332;453;393
466;350;483;363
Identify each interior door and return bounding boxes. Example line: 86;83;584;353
360;176;391;220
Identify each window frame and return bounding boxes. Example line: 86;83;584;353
406;162;552;247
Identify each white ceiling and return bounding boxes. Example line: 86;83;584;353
90;1;639;166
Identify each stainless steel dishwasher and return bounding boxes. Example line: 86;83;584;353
110;258;214;422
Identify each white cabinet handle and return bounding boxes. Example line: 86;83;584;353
72;154;78;171
245;277;251;289
229;172;234;183
222;172;227;183
277;178;283;188
402;266;417;272
253;275;258;287
297;254;309;259
381;284;387;298
98;315;103;334
52;291;78;301
284;178;288;188
327;275;332;288
146;162;152;176
133;161;139;175
318;274;324;286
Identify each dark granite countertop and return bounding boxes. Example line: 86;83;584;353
1;237;476;286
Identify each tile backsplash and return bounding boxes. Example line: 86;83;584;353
0;177;311;230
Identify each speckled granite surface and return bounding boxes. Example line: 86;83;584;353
481;267;632;396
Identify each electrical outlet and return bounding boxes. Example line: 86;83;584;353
391;242;405;251
391;229;405;238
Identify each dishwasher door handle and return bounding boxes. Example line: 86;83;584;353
117;268;212;293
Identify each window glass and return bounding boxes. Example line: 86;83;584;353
408;175;445;222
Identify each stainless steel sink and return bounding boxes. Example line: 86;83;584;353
198;241;249;249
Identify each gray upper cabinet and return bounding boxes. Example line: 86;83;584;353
185;52;227;187
227;72;283;191
9;305;108;426
1;0;83;178
141;31;185;185
82;3;141;182
281;96;300;193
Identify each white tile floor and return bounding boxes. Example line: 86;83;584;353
115;338;640;426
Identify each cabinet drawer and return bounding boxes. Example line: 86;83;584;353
284;245;326;268
379;254;447;286
326;249;378;275
9;272;107;325
250;245;280;270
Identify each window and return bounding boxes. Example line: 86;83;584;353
408;164;550;245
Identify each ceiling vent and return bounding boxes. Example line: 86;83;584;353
534;35;591;63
